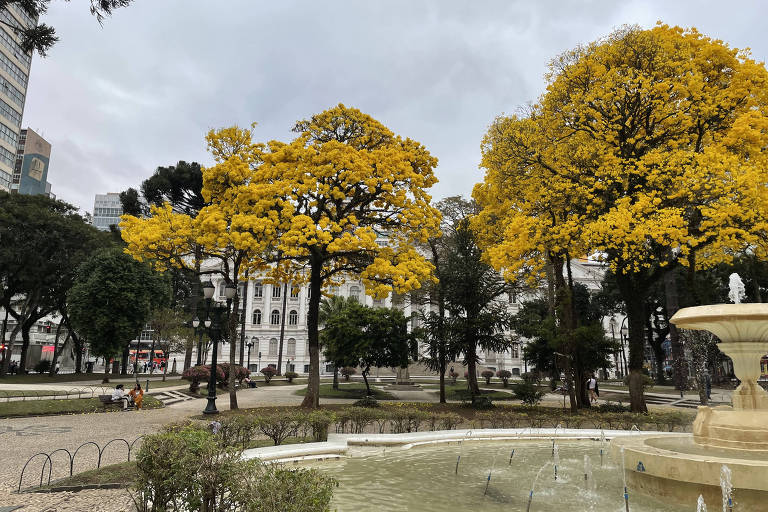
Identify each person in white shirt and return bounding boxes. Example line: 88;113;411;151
112;384;129;410
588;375;597;403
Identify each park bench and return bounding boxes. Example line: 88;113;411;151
98;394;132;409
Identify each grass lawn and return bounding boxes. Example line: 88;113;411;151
0;395;163;418
427;382;516;401
293;382;396;400
44;461;138;488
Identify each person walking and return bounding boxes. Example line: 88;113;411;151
588;374;598;403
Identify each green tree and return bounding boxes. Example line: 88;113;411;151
322;302;413;397
67;248;169;379
0;192;106;374
439;198;509;400
0;0;131;56
318;295;356;390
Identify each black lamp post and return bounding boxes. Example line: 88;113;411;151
246;340;254;372
202;281;236;415
193;316;203;366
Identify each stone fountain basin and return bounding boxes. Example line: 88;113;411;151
670;303;768;342
611;433;768;509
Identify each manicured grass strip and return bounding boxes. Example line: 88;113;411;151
39;461;138;489
0;373;185;385
0;395;163;418
293;382;396;400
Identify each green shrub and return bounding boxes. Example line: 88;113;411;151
496;370;512;387
258;410;300;445
284;371;299;383
182;365;224;393
352;396;380;408
304;410;336;442
597;401;629;413
133;426;336;512
437;412;463;430
217;415;259;449
234;463;336;512
511;380;545;405
481;370;495;385
346;407;379;434
260;367;277;384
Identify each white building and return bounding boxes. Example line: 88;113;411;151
92;193;123;231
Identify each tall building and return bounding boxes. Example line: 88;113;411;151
92;192;123;231
0;6;36;192
11;128;52;196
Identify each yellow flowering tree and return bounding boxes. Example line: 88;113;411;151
121;127;267;411
205;105;440;407
474;24;768;412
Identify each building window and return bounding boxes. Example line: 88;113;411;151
272;285;282;299
512;368;521;376
287;338;296;356
304;364;310;373
269;338;278;356
290;286;300;298
288;310;298;325
511;343;520;359
253;281;263;298
252;309;262;325
218;282;226;298
349;285;361;302
250;337;259;355
237;283;246;298
271;310;280;325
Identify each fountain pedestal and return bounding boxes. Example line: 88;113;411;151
610;303;768;508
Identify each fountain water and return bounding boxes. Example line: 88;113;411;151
553;443;560;480
455;430;472;474
599;428;606;466
526;460;551;512
611;273;768;508
720;465;733;512
697;494;707;512
484;449;500;496
508;448;515;465
584;454;594;491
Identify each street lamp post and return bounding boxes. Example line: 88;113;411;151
193;316;204;366
246;340;254;372
201;280;218;414
258;352;262;373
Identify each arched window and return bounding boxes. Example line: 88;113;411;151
252;309;262;325
269;338;278;356
253;281;263;298
510;343;520;359
289;310;298;325
251;337;259;354
218;282;226;297
272;285;282;298
349;285;361;302
271;310;280;325
287;338;296;356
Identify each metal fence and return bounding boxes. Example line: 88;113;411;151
0;386;113;402
17;435;145;492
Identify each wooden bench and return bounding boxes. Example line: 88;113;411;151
98;394;132;409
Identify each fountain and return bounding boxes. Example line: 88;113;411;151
611;274;768;508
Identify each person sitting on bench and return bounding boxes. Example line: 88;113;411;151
129;383;144;410
112;384;129;410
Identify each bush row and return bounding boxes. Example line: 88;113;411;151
207;404;693;448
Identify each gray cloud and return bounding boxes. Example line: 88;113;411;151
20;0;768;211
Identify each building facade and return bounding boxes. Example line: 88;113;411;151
11;128;52;196
0;6;35;192
92;193;123;231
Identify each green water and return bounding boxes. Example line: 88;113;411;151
312;441;689;511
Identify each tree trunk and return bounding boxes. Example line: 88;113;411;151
277;283;288;375
301;256;323;408
19;321;32;371
664;270;687;390
228;288;240;410
120;342;130;375
624;289;649;413
49;319;65;376
72;333;83;373
466;339;480;397
362;365;371;396
332;365;339;390
184;253;202;371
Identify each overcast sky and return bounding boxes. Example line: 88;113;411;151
21;0;768;213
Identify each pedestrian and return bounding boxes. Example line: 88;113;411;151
588;374;598;403
112;384;129;411
129;383;144;410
